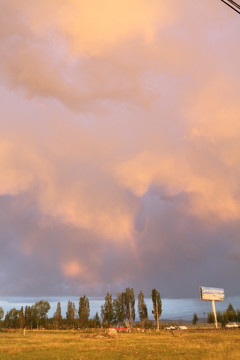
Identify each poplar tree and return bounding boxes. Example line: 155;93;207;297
66;301;76;328
138;290;148;327
124;288;135;328
225;303;237;322
192;313;198;325
151;289;162;330
78;295;90;328
19;307;25;329
0;307;4;324
207;312;214;324
53;302;62;329
113;293;125;325
101;292;113;327
34;300;50;328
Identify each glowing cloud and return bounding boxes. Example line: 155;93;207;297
0;0;239;296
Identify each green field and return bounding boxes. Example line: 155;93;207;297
0;329;239;360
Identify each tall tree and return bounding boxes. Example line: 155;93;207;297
113;293;125;325
19;307;25;329
207;312;214;324
226;303;237;322
124;288;135;328
78;296;90;328
217;311;226;327
151;289;162;330
4;308;19;328
192;313;198;325
94;312;101;328
0;307;4;326
101;292;113;327
66;301;76;328
34;300;50;328
138;290;148;327
53;302;62;329
23;305;38;329
237;309;240;322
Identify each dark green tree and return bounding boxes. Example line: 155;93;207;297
236;309;240;322
0;307;4;326
138;290;148;327
217;311;226;327
4;308;19;328
19;307;25;328
124;288;135;328
94;312;101;328
192;313;198;325
25;306;33;329
66;301;76;328
113;293;125;325
78;296;90;328
101;292;113;327
34;300;50;328
151;289;162;330
207;312;214;324
225;303;237;322
53;302;62;329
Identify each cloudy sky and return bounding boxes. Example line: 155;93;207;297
0;0;239;298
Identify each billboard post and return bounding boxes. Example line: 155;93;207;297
200;287;225;329
211;300;218;329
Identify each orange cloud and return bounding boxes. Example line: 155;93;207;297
61;261;84;278
13;0;178;56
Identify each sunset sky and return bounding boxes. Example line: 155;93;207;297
0;0;240;298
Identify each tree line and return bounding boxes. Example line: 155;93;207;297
207;303;240;327
0;288;162;330
191;303;240;326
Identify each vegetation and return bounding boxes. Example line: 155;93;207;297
78;296;90;328
0;291;239;331
101;292;113;327
124;288;135;328
138;290;148;327
192;313;198;325
0;329;239;360
208;303;240;327
151;288;162;330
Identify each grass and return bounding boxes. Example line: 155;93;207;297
0;329;239;360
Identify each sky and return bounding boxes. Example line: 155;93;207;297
0;0;240;299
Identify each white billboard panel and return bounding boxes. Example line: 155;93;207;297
200;286;225;302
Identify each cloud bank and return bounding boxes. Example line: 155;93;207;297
0;0;239;297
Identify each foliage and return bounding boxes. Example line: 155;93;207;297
66;301;76;328
113;293;125;325
4;308;19;328
207;312;214;324
78;296;90;328
225;303;237;322
0;306;4;322
151;288;162;330
101;292;113;327
124;288;135;327
34;300;51;328
53;302;62;329
138;290;148;326
192;313;198;325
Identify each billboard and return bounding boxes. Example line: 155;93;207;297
200;286;225;302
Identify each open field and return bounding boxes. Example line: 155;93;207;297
0;329;239;360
